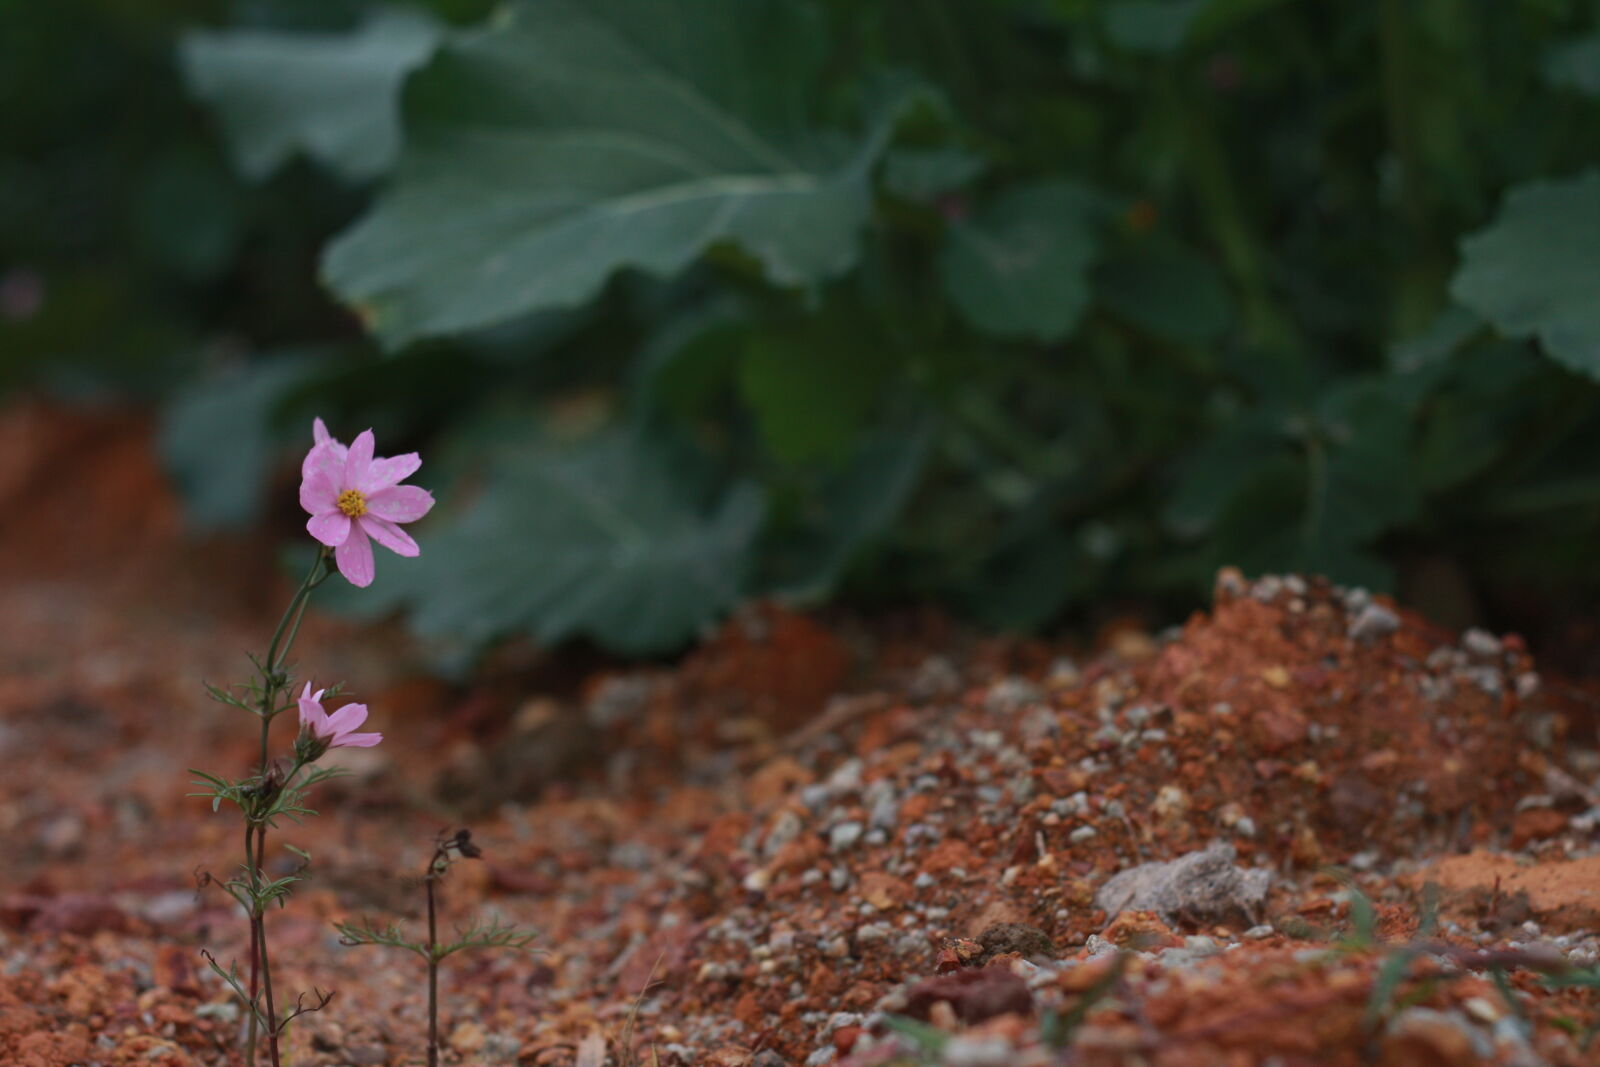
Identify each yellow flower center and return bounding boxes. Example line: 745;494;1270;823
337;488;368;518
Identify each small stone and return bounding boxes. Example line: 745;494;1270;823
1349;603;1401;642
976;922;1053;962
868;791;901;832
1251;575;1284;602
904;966;1034;1024
584;675;655;727
764;810;804;858
908;656;961;700
1153;784;1189;821
830;822;864;852
1380;1007;1490;1063
1096;841;1271;926
1461;628;1502;659
943;1037;1015;1067
1214;566;1247;599
985;677;1042;714
483;1033;521;1062
449;1021;487;1054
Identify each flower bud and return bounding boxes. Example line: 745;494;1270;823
295;725;330;765
453;829;483;859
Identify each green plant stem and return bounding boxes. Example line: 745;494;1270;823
263;549;327;678
427;875;440;1067
244;826;260;1067
242;547;326;1067
258;910;281;1067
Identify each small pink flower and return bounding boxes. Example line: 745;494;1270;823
297;682;382;749
300;418;434;587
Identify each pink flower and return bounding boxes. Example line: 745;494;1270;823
297;682;382;749
300;418;434;587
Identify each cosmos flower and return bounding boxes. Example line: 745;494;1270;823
296;682;382;753
300;419;433;587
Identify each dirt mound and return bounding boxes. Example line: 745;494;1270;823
0;401;1596;1066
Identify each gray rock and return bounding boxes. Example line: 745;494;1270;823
943;1037;1015;1067
1461;628;1502;659
867;783;901;831
1348;602;1400;642
830;821;864;852
584;674;657;727
1095;841;1271;926
765;810;804;858
1388;1008;1493;1060
908;656;962;700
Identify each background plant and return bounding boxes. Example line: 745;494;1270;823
336;829;538;1067
8;0;1600;665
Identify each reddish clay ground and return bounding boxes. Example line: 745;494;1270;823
2;400;1599;1067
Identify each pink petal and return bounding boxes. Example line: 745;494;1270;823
299;470;339;516
313;417;332;445
324;702;369;735
301;439;345;484
344;429;376;490
359;452;422;495
335;523;375;587
366;485;434;523
359;515;419;558
297;694;330;733
307;511;352;548
333;731;383;748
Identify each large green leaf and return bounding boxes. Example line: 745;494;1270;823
881;146;986;202
159;353;322;528
1164;408;1288;535
363;429;766;656
766;422;933;600
939;181;1100;342
1451;171;1600;381
738;328;894;465
324;0;912;348
1104;0;1208;54
1097;239;1231;343
1544;33;1600;97
1167;377;1420;589
180;9;442;182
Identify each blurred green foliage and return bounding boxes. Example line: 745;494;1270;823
8;0;1600;660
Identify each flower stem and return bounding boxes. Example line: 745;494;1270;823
258;909;281;1067
244;826;260;1067
263;549;327;678
241;546;326;1066
427;875;440;1067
